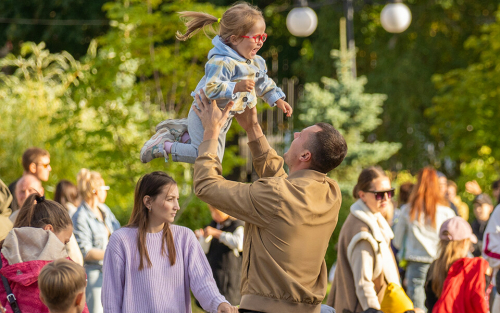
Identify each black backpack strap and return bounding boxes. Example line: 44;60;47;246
0;258;22;313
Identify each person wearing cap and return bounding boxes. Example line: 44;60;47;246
424;217;490;313
471;194;494;257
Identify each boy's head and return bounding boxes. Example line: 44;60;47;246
473;193;494;222
39;259;86;313
208;204;230;224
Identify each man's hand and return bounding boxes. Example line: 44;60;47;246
217;302;239;313
235;106;263;142
193;90;234;141
276;99;293;117
234;79;255;93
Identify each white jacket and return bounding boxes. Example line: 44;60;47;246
483;204;500;285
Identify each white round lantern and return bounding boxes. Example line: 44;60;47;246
286;7;318;37
380;3;412;33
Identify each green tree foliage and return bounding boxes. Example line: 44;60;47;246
299;48;401;187
429;9;500;196
0;42;89;189
298;47;400;264
0;0;108;59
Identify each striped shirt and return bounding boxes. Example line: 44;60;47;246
102;225;228;313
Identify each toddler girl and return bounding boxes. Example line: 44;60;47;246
140;2;292;164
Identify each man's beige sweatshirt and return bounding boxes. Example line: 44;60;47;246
194;136;342;313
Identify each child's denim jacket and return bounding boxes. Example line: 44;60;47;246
191;35;286;113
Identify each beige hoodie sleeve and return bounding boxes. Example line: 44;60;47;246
350;240;381;310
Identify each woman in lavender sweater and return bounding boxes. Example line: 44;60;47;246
102;171;238;313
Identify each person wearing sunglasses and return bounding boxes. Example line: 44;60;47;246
328;166;404;313
393;167;455;312
72;169;120;313
7;147;51;212
140;2;293;165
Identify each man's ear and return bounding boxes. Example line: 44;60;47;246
299;150;312;163
75;291;84;306
28;162;37;174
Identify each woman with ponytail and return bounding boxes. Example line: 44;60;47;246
393;168;455;312
0;193;89;313
102;171;237;313
72;169;120;313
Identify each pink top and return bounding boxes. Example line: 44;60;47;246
102;225;228;313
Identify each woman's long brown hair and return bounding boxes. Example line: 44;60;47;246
126;171;177;270
408;167;448;228
430;237;470;296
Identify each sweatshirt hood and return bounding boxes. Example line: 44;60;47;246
1;227;68;265
208;36;247;62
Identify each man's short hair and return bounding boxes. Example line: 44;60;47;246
39;258;86;312
306;123;347;174
22;147;49;172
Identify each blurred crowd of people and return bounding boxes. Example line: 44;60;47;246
1;144;499;313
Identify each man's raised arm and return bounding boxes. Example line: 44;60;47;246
235;106;287;179
192;91;279;228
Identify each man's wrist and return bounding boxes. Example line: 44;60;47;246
246;123;263;142
203;127;221;141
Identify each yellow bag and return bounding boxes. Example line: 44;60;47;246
380;282;414;313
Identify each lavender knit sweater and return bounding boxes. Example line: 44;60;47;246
102;225;228;313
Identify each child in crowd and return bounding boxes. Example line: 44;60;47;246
140;2;292;164
471;194;494;257
425;217;490;313
38;258;87;313
195;205;244;306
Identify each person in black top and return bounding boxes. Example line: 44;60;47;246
471;194;494;257
195;205;244;306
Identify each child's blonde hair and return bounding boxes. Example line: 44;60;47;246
430;234;470;296
176;2;263;42
39;258;87;312
77;168;103;202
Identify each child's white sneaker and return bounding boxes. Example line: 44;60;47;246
155;118;188;141
140;128;175;163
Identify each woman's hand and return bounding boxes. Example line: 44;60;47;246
217;302;239;313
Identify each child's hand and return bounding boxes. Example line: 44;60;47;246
234;80;255;93
276;99;293;117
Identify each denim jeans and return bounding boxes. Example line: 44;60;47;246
86;266;103;313
170;103;233;164
406;261;431;312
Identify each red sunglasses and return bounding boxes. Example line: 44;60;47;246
240;33;268;43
